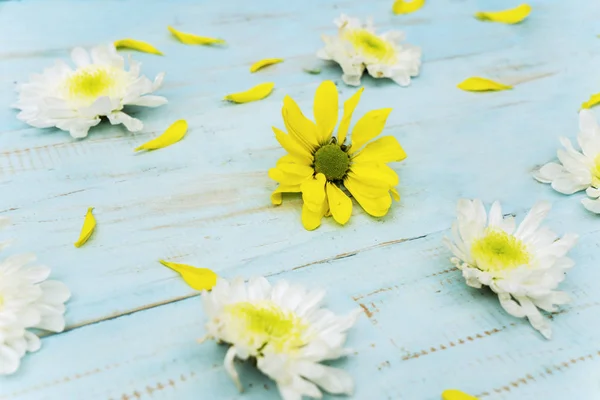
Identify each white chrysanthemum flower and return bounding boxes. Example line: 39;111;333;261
444;200;577;339
0;220;70;375
317;14;421;86
202;277;360;400
14;44;167;138
534;109;600;213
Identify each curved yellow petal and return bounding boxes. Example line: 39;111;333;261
114;39;163;55
301;173;327;213
273;127;313;164
269;164;313;185
74;207;96;248
271;184;301;205
337;87;364;145
345;177;392;217
353;136;407;164
283;95;320;151
159;260;217;291
302;202;326;231
350;108;393;152
393;0;425;15
391;187;400;202
442;389;478;400
313;80;339;144
581;93;600;109
168;26;225;45
457;77;512;92
250;58;284;73
225;83;274;103
326;183;352;225
350;162;399;187
475;4;531;24
135;120;188;152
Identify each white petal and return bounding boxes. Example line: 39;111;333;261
125;95;168;107
0;345;21;375
533;162;565;183
515;201;551;241
71;47;91;67
297;361;354;395
23;331;41;352
487;201;503;228
79;96;114;118
582;197;600;214
498;293;526;318
551;176;590;194
514;296;552;339
224;346;242;392
586;186;600;199
579;109;600;136
107;111;143;132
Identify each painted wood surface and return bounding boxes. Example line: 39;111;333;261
1;0;599;398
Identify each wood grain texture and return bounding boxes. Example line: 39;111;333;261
1;0;600;398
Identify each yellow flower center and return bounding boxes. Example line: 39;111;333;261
470;229;530;272
65;66;118;103
345;29;396;63
591;154;600;187
314;144;350;181
224;301;307;353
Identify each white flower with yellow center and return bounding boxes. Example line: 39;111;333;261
444;200;577;339
202;277;361;400
534;109;600;213
14;44;167;138
317;14;421;86
0;219;70;374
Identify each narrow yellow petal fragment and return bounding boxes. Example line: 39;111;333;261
442;389;478;400
224;82;275;103
114;39;163;55
250;58;284;73
475;4;531;24
581;93;600;109
159;260;217;291
457;77;512;92
135;120;188;152
168;26;225;45
393;0;425;14
74;207;96;248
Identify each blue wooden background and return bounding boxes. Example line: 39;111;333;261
1;0;599;399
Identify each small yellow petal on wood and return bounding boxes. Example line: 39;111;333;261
392;0;425;14
159;260;217;291
475;4;531;24
135;120;188;152
168;26;225;45
457;77;512;92
74;207;96;248
442;389;478;400
581;93;600;109
224;82;275;103
114;39;163;55
250;58;284;73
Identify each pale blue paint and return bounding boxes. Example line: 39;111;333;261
1;0;599;398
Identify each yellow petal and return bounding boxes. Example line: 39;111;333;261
350;108;393;152
457;77;512;92
391;187;400;201
313;80;339;145
74;207;96;248
353;136;407;164
168;26;225;45
283;95;320;151
350;162;399;187
273;127;313;164
114;39;163;55
159;260;217;291
475;4;531;24
393;0;425;14
301;173;327;213
581;93;600;109
326;183;352;225
271;185;301;205
250;58;284;73
135;120;188;152
345;177;392;217
338;87;364;145
225;82;274;103
302;202;326;231
442;389;478;400
269;164;313;186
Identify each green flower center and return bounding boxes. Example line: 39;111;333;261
470;229;530;272
314;144;350;181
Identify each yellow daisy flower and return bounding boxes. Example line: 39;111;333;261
269;80;407;230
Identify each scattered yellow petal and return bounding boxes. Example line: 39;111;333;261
457;77;512;92
392;0;425;14
168;26;225;45
442;389;478;400
135;120;188;152
114;39;163;55
475;4;531;24
74;207;96;248
250;58;284;73
159;260;217;291
224;82;275;103
581;93;600;109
